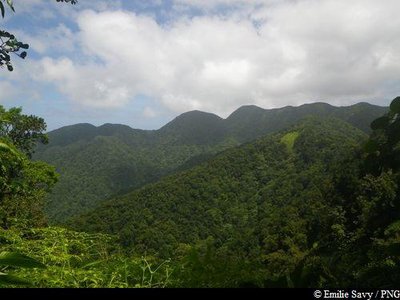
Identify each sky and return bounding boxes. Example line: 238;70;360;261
1;0;400;131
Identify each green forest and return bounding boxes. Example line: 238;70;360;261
1;96;399;288
34;102;386;223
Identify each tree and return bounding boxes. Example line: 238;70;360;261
364;97;400;174
0;105;48;157
0;137;58;229
0;0;77;71
0;106;58;229
0;139;23;202
324;97;400;287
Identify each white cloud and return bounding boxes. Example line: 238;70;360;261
143;107;158;118
32;0;400;116
15;24;76;55
171;0;278;12
0;81;18;104
39;57;131;108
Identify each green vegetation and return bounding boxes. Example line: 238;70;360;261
0;106;58;229
0;251;45;286
71;117;370;287
0;105;174;288
35;121;238;223
34;102;387;223
1;98;399;288
0;227;173;288
280;131;299;152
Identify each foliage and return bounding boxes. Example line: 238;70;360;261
1;99;398;288
280;131;299;152
364;96;400;174
0;227;173;288
225;102;387;142
0;0;76;71
71;117;368;287
0;158;58;229
329;97;400;288
0;106;58;229
0;251;45;286
34;102;386;223
0;104;173;288
0;105;48;157
0;30;28;71
0;139;23;198
35;122;239;223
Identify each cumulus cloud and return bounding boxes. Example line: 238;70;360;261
33;0;400;117
143;107;159;118
0;81;18;103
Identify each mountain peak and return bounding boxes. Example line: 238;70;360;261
46;123;98;147
160;110;223;131
227;105;265;119
159;110;226;145
97;123;135;136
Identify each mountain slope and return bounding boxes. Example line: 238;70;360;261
225;102;387;142
34;102;386;223
35;117;236;223
157;110;228;145
71;117;367;261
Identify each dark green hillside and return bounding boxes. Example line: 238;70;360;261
38;123;98;148
158;110;228;145
35;120;236;223
226;102;387;142
72;118;366;262
35;102;386;224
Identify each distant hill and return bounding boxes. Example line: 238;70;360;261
158;110;228;145
34;102;387;223
225;102;387;142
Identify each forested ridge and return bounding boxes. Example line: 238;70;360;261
1;97;399;288
70;117;370;287
72;117;366;255
34;102;387;223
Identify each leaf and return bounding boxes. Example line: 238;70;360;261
6;0;15;12
81;260;105;269
0;2;4;18
0;273;30;286
390;97;400;113
0;252;46;269
0;30;12;38
371;116;390;130
0;142;21;158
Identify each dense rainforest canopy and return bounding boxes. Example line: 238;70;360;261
34;102;387;223
1;97;399;288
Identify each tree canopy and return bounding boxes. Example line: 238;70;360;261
364;96;400;174
0;106;48;157
0;106;58;229
0;97;399;287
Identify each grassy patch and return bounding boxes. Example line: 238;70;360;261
280;131;299;152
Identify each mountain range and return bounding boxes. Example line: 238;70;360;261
34;102;387;223
71;117;366;254
69;115;386;287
